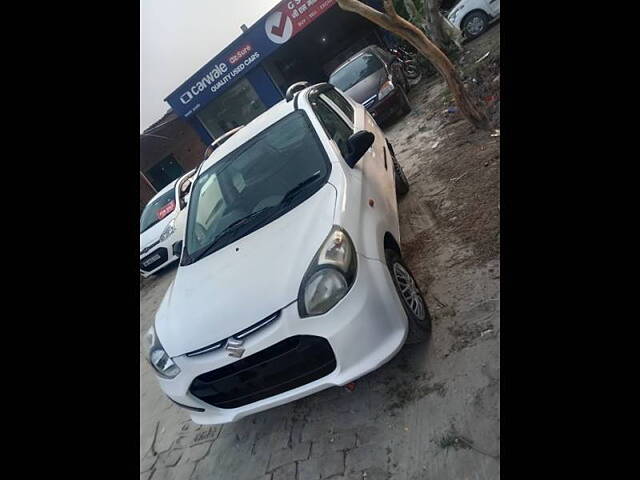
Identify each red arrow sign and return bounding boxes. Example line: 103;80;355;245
271;12;289;37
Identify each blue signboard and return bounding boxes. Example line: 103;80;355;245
165;0;339;118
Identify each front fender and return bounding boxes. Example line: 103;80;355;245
329;161;400;264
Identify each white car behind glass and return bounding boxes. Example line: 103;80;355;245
143;82;432;425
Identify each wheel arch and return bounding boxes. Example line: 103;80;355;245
384;231;402;258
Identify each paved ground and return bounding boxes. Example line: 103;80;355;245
140;27;500;480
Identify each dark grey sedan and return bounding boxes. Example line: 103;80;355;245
329;45;411;124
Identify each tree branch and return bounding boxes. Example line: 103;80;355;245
382;0;399;20
336;0;391;25
403;0;424;25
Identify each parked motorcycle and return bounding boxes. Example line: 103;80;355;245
389;45;421;82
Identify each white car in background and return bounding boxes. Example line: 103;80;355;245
140;170;195;277
447;0;500;40
143;82;432;425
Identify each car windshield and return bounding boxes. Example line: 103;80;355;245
183;110;330;263
330;52;384;91
140;188;176;233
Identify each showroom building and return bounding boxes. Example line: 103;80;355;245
164;0;390;145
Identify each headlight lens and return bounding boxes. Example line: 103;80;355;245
378;80;395;100
159;219;176;242
143;326;181;379
298;226;357;317
303;268;349;316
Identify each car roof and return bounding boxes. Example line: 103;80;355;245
330;45;381;76
197;98;296;173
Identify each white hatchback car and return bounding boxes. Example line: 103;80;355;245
447;0;500;40
144;82;432;424
140;170;195;277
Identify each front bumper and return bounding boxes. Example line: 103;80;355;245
367;89;405;124
156;254;409;424
139;235;181;277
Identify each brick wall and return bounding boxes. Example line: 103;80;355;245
140;115;207;208
140;174;156;212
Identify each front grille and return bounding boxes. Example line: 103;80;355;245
140;247;168;272
189;335;336;409
185;311;280;357
140;240;160;256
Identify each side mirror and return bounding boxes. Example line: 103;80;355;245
173;240;183;258
345;131;375;168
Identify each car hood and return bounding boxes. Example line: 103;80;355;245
343;68;387;104
140;212;176;251
155;183;337;357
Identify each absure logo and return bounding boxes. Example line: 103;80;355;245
229;44;253;64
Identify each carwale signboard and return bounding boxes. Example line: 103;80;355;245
165;0;337;118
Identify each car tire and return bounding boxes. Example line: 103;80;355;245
403;61;421;80
461;10;489;40
388;143;409;196
385;249;432;344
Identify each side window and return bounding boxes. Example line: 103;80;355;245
313;99;354;159
324;90;354;124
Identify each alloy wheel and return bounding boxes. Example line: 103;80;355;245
393;262;426;320
466;17;485;36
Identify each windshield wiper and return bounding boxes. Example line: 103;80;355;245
279;172;322;207
188;207;276;263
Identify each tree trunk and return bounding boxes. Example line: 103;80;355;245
440;14;464;51
423;0;449;50
336;0;490;131
402;0;422;24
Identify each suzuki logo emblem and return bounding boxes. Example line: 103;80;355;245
225;337;245;358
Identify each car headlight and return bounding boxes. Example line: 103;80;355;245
449;7;462;22
378;80;395;101
298;226;357;317
159;219;176;242
143;326;181;379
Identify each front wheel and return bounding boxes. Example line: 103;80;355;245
385;249;432;344
461;11;489;40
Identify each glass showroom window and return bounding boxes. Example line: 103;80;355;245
197;78;267;139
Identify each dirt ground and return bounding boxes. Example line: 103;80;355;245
140;24;500;480
389;24;500;295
